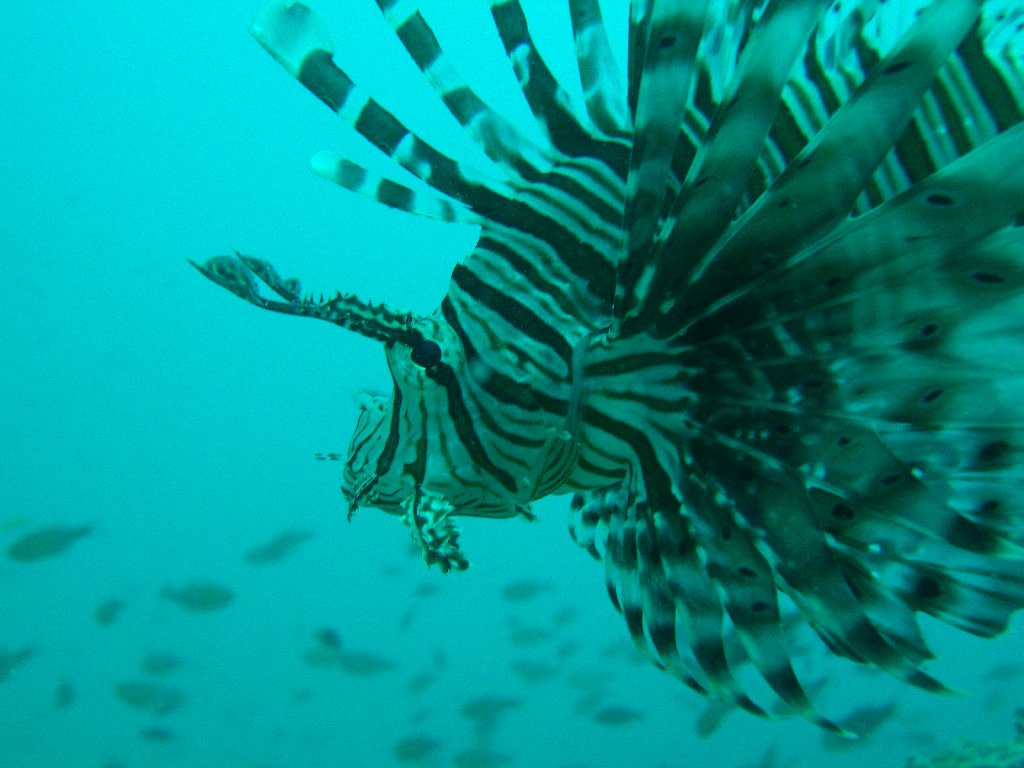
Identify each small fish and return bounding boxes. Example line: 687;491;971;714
302;629;396;676
114;681;185;716
339;650;396;677
573;691;607;716
139;726;176;743
94;598;124;627
565;669;608;692
6;524;90;562
414;581;442;599
506;624;553;648
555;641;578;660
452;747;514;768
983;662;1024;682
509;659;559;683
315;627;342;650
392;735;442;763
305;629;339;662
500;579;551;603
591;704;645;726
983;687;1012;713
899;730;938;748
0;647;33;682
291;688;314;704
407;671;436;694
313;452;343;462
550;606;579;627
141;653;185;676
160;582;233;612
459;695;521;724
54;679;75;709
243;529;313;564
399;606;416;630
380;563;406;578
303;646;342;668
458;697;520;736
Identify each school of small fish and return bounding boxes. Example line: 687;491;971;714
1;507;1019;766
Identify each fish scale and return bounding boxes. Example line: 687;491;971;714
194;0;1024;728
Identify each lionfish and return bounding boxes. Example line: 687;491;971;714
194;0;1024;728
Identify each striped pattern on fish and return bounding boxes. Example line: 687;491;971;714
193;0;1024;729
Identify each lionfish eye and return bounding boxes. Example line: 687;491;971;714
410;339;442;368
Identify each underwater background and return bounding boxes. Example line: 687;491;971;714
1;1;1021;766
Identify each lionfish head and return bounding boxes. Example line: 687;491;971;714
341;312;497;572
340;314;462;515
191;251;482;570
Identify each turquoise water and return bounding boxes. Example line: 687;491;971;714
1;1;1021;766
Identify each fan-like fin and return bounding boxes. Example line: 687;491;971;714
660;0;983;335
746;14;1024;218
691;442;949;691
487;0;590;155
616;0;710;326
250;2;513;214
632;503;709;695
373;0;555;179
575;488;768;713
657;108;1024;672
568;0;630;135
620;0;831;335
873;555;1024;638
679;117;1024;342
310;152;475;223
568;489;613;561
604;494;662;667
656;0;759;263
681;472;846;729
593;481;856;722
682;372;1024;667
626;0;653;119
832;553;935;665
647;499;756;706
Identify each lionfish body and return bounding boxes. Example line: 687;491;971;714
196;0;1024;727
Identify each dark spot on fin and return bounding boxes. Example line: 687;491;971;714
971;271;1006;284
912;576;942;601
944;515;1001;554
831;502;855;521
977;440;1010;465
